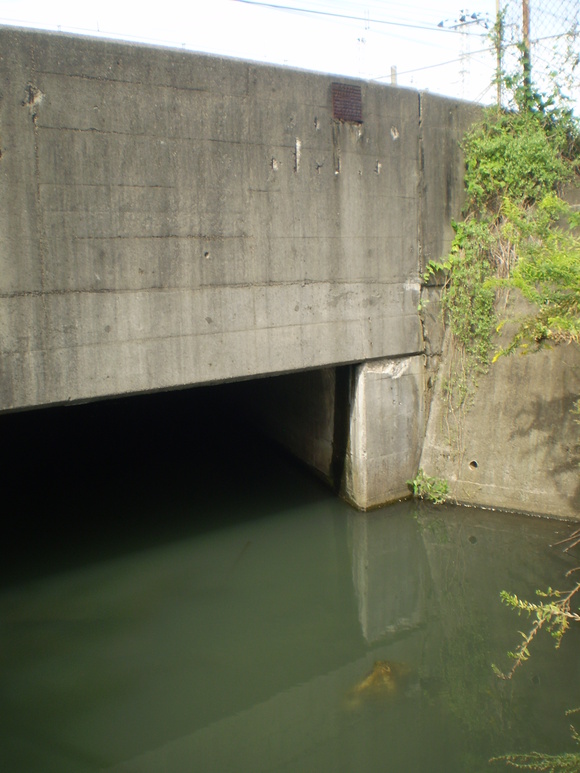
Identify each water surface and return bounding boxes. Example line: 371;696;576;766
1;389;579;772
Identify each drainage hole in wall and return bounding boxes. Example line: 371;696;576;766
469;460;479;470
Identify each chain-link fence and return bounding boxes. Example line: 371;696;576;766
500;0;579;102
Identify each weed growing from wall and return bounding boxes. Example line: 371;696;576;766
407;469;449;504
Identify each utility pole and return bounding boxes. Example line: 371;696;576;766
496;0;502;106
522;0;532;107
438;10;490;100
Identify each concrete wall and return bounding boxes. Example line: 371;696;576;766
0;26;461;412
417;96;482;415
420;332;580;520
0;28;474;414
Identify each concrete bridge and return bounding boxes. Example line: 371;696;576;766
0;28;479;510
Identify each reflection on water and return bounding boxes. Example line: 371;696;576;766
1;392;579;772
349;508;430;643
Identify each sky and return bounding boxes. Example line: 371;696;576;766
0;1;505;105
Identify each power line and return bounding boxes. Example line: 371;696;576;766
233;0;489;36
386;32;566;80
375;45;494;79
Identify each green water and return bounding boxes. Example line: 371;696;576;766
1;388;579;772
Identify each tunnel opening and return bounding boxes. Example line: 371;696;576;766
0;373;340;587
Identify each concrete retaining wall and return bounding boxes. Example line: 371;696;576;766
420;333;580;520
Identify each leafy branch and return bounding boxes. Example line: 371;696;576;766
491;748;580;771
492;569;580;680
491;713;580;771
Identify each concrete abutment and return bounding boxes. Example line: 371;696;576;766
240;357;424;511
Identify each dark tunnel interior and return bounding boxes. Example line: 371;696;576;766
0;380;332;587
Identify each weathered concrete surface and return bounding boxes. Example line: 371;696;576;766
0;28;475;413
0;27;453;412
342;356;425;509
418;95;482;418
420;334;580;520
418;95;481;272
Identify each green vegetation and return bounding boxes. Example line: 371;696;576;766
490;713;580;772
425;110;579;382
460;26;580;686
492;193;580;359
492;574;580;680
406;469;448;504
413;36;580;509
425;42;579;408
491;530;580;772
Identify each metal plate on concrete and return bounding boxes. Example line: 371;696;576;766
332;83;363;123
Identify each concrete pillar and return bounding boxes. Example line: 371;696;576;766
341;356;425;510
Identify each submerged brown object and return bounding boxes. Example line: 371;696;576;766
345;660;412;709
